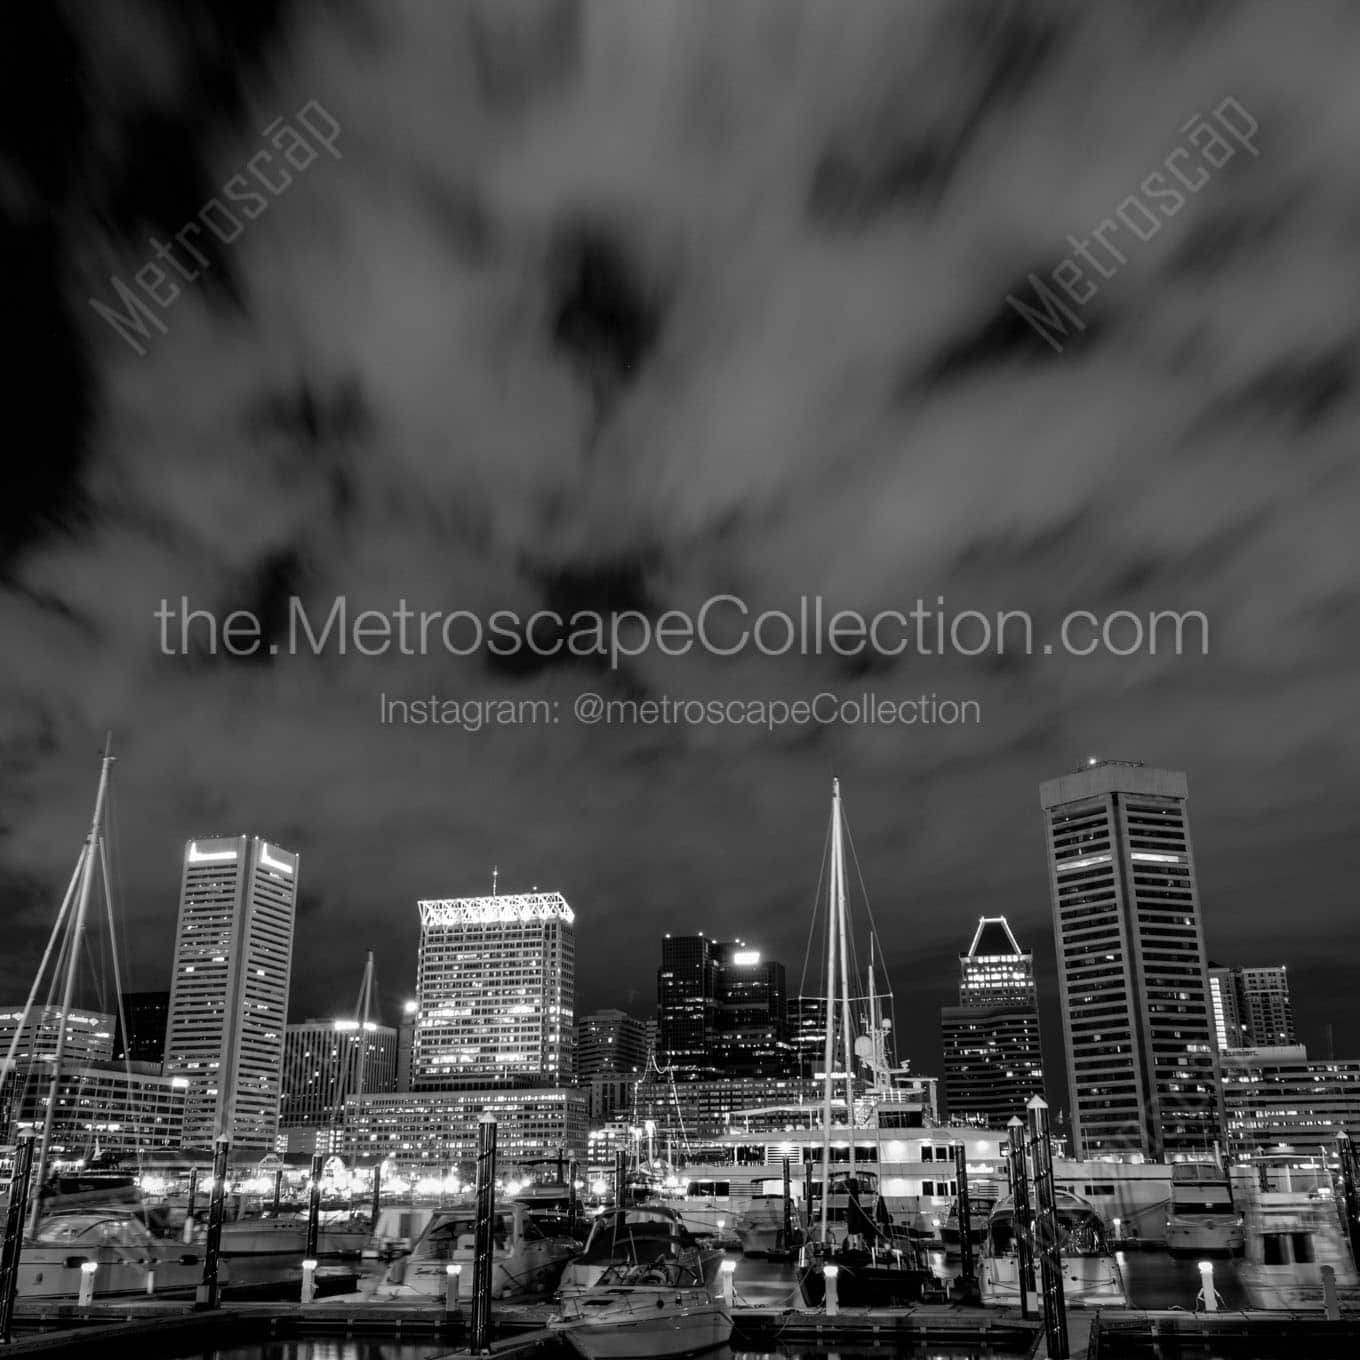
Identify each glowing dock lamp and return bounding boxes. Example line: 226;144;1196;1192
719;1258;736;1306
446;1262;462;1311
1197;1261;1217;1312
301;1259;318;1304
823;1263;840;1316
1112;1217;1121;1242
77;1261;98;1306
145;1267;156;1296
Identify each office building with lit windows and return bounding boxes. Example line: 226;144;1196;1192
0;1005;115;1068
280;1018;398;1129
1040;761;1222;1160
1220;1045;1360;1155
1209;965;1296;1050
577;1010;648;1123
413;892;574;1089
163;837;299;1153
941;917;1045;1126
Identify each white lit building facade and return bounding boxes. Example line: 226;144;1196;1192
413;893;574;1090
10;1062;187;1158
163;837;298;1153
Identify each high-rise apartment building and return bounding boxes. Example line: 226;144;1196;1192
940;917;1045;1126
1210;965;1296;1050
413;892;575;1089
280;1018;398;1128
163;837;298;1153
113;990;171;1066
1040;761;1222;1160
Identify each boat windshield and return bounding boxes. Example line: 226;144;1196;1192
596;1256;703;1287
989;1209;1110;1258
414;1212;509;1258
34;1214;152;1247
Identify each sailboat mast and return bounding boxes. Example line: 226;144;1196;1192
31;746;114;1229
835;793;856;1186
820;780;841;1243
353;952;375;1112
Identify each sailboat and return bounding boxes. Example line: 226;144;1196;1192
796;780;933;1309
5;744;220;1300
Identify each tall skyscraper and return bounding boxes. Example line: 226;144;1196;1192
280;1018;397;1128
940;917;1045;1126
1040;761;1222;1160
787;994;840;1080
397;999;418;1091
577;1009;649;1080
113;990;171;1066
163;837;298;1153
657;935;718;1075
413;892;575;1089
657;935;789;1076
1208;967;1248;1049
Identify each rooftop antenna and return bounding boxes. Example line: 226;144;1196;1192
492;865;499;896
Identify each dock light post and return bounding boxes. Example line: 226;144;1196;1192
0;1133;36;1343
782;1157;793;1250
719;1258;736;1306
470;1112;498;1354
145;1267;156;1296
305;1154;323;1263
196;1137;230;1309
445;1262;461;1313
823;1262;839;1316
1197;1261;1217;1312
301;1258;318;1304
183;1166;199;1243
77;1261;97;1307
1027;1097;1068;1360
1008;1117;1034;1322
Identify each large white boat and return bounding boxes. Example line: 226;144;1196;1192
1165;1161;1243;1258
732;1185;805;1257
978;1189;1126;1308
15;1210;218;1300
373;1198;578;1300
549;1256;731;1359
217;1211;371;1262
1232;1154;1360;1310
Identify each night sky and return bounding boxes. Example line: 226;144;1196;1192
3;1;1359;1119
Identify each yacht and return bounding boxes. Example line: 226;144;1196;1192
1232;1154;1360;1310
549;1255;731;1359
940;1185;1000;1257
374;1198;579;1300
1165;1161;1243;1258
15;1210;218;1300
733;1187;805;1257
978;1189;1126;1308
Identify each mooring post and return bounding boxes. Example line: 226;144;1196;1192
305;1154;323;1262
804;1161;815;1234
1028;1097;1068;1360
183;1165;199;1243
196;1137;229;1309
0;1133;35;1343
613;1148;627;1207
272;1167;283;1216
823;1262;840;1316
445;1261;461;1314
1337;1132;1360;1249
1008;1116;1034;1322
782;1156;794;1249
951;1144;981;1303
567;1158;578;1229
470;1112;498;1353
1197;1260;1218;1312
370;1161;382;1228
1322;1263;1340;1319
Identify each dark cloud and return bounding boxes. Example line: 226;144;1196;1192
2;0;1359;1108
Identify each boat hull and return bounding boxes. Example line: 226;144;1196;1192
978;1255;1126;1309
16;1244;214;1300
798;1258;931;1308
1238;1265;1360;1311
551;1291;731;1359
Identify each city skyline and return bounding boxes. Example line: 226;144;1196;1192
4;2;1360;1136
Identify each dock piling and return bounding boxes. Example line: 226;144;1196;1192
782;1157;793;1249
301;1258;317;1304
823;1263;839;1316
471;1111;498;1354
183;1166;199;1244
1008;1116;1034;1321
305;1154;323;1262
195;1137;229;1309
1323;1264;1340;1320
0;1133;35;1343
952;1144;980;1304
1027;1097;1068;1360
272;1167;284;1216
1197;1260;1218;1312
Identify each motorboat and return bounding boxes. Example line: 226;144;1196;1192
940;1185;999;1257
733;1192;805;1257
549;1255;731;1359
15;1210;218;1299
978;1189;1126;1308
559;1203;720;1294
217;1210;371;1261
1232;1154;1360;1310
1165;1162;1243;1258
373;1198;578;1300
